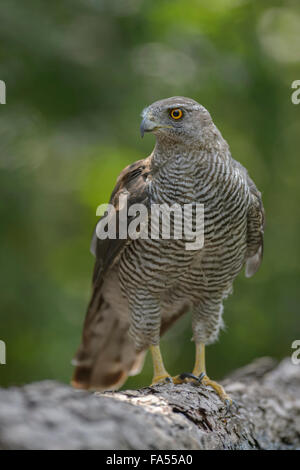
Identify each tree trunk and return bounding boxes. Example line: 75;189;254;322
0;357;299;450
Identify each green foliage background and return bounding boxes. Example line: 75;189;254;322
0;0;299;388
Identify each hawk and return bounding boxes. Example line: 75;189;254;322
72;97;264;404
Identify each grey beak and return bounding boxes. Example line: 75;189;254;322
140;115;159;138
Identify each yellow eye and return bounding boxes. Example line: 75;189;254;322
170;108;183;120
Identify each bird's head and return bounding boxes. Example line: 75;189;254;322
140;96;214;145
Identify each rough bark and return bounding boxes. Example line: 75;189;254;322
0;357;299;450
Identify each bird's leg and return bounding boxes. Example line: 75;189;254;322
129;291;171;385
150;344;172;385
174;343;232;405
193;343;232;404
192;340;206;376
172;342;205;385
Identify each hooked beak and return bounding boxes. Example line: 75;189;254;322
140;112;172;138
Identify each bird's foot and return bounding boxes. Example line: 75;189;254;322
201;375;233;409
151;374;173;385
173;372;233;409
172;372;205;385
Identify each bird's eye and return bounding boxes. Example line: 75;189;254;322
170;108;183;120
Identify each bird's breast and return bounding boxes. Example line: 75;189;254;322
119;155;250;296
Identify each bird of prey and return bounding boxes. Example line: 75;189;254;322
72;96;264;404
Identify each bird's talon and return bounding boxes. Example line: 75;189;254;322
151;374;172;385
223;397;239;416
225;398;232;410
198;372;206;382
227;398;238;411
173;372;203;385
179;372;201;382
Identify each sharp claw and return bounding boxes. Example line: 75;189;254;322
198;372;206;382
225;398;231;411
224;398;239;414
179;372;202;383
231;399;238;410
151;374;173;385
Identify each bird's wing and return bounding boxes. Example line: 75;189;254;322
91;157;151;284
245;174;265;278
72;157;151;391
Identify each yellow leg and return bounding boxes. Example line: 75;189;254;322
192;342;206;376
150;344;171;385
193;342;232;404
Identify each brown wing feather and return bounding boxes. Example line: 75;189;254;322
72;158;151;390
245;174;265;278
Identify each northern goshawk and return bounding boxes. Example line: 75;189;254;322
72;97;264;404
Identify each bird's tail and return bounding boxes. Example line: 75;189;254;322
71;275;145;391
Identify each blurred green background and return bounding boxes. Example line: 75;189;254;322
0;0;299;388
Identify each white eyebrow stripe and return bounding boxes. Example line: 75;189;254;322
167;104;201;111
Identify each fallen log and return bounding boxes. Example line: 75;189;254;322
0;357;299;450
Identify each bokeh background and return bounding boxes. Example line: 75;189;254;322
0;0;299;388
